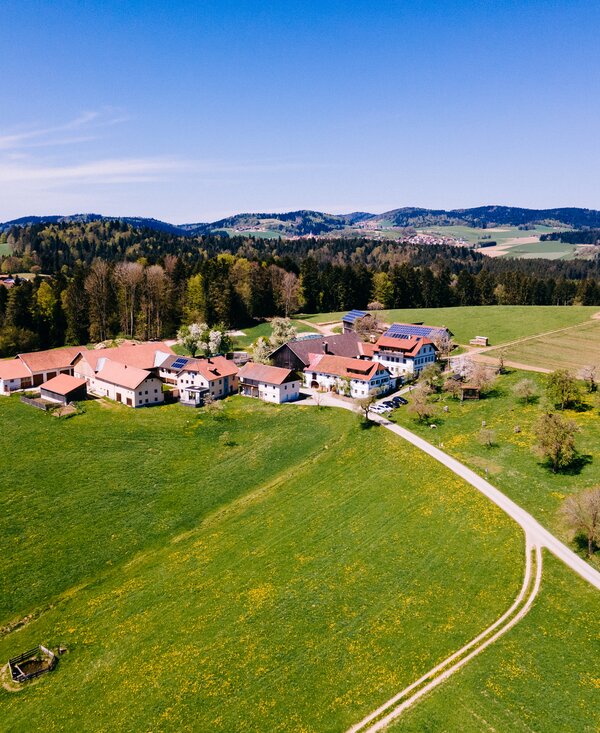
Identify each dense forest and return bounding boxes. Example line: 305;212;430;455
541;229;600;245
0;220;599;357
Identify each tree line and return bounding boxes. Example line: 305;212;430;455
0;221;599;357
541;230;600;245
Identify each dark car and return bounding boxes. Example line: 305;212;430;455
392;396;408;406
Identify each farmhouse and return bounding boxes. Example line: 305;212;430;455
0;358;33;394
373;335;438;377
18;345;87;387
72;341;173;382
270;333;362;371
238;362;300;403
305;354;391;398
92;359;164;407
40;374;88;405
176;356;239;407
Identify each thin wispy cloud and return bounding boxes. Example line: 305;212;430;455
0;109;129;151
0;157;192;185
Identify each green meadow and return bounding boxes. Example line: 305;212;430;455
394;553;600;733
303;306;598;346
232;318;318;348
0;396;522;732
393;369;600;571
501;239;578;260
487;317;600;372
417;223;561;246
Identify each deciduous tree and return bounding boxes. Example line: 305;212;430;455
85;260;112;343
252;337;272;364
546;369;581;410
269;317;297;348
513;378;538;404
534;412;579;473
408;384;434;423
560;486;600;556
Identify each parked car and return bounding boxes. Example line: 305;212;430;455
370;404;390;414
392;396;408;406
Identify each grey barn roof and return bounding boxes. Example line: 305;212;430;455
271;332;363;366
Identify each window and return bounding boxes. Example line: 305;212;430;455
154;388;158;393
145;390;148;395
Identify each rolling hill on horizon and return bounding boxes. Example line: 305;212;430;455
2;205;600;239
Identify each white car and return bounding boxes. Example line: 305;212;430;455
370;404;391;414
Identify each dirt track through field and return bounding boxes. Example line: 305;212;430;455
300;391;600;731
468;314;600;372
347;544;543;733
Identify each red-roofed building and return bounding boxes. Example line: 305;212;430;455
304;355;391;398
238;362;300;403
19;345;87;386
176;356;239;407
72;341;173;380
373;334;437;378
40;374;88;404
91;358;164;407
0;358;33;394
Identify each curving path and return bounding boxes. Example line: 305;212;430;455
295;390;600;730
370;412;600;591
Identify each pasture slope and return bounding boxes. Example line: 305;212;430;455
393;554;600;733
392;369;600;572
486;317;600;372
304;305;598;346
0;397;522;732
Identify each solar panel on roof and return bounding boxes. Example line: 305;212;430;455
171;357;189;369
294;333;323;341
384;323;443;339
343;309;368;323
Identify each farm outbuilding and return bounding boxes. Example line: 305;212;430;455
40;374;88;405
459;384;481;401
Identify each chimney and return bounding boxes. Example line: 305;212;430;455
322;341;329;354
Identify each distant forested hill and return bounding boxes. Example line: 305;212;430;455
3;205;600;238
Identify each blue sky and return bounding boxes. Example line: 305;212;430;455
1;0;599;222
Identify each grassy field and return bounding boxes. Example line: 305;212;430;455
487;317;600;372
394;553;600;733
500;240;578;260
0;396;523;731
232;318;318;348
0;241;10;256
417;224;561;246
169;320;318;355
303;306;598;346
392;369;600;570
